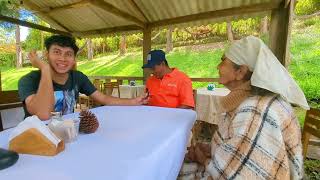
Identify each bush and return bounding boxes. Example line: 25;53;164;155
304;18;318;26
304;159;320;180
0;53;15;66
295;0;320;15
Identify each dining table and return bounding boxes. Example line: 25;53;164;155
0;105;196;180
195;87;230;124
112;85;145;98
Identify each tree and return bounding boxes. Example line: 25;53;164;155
119;35;126;56
15;25;22;68
226;21;234;41
260;16;268;36
23;19;51;51
0;1;34;68
87;38;93;60
0;0;20;67
166;26;173;53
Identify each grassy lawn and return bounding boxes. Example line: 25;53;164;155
0;49;224;90
289;18;320;108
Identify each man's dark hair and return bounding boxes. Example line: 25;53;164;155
163;60;169;66
45;35;79;55
158;60;169;66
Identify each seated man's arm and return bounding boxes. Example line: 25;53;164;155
178;78;195;109
19;52;54;120
77;73;147;106
89;90;147;106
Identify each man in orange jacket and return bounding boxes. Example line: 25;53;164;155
142;50;194;109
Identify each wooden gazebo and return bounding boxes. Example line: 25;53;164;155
0;0;295;130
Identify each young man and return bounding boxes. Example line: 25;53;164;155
142;50;194;109
18;35;147;120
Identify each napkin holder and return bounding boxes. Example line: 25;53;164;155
9;128;65;156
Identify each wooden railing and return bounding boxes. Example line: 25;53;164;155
89;76;218;84
89;76;144;84
0;76;218;101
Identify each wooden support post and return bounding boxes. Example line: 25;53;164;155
143;26;152;84
269;0;294;67
0;71;1;92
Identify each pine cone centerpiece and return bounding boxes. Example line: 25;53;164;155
79;110;99;134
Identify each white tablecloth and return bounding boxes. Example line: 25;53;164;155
112;85;145;98
0;106;196;180
196;88;230;124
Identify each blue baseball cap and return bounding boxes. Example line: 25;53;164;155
142;50;166;68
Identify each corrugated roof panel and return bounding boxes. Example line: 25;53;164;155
23;0;284;36
30;0;80;9
50;6;108;32
104;0;147;22
137;0;275;22
159;11;270;30
90;6;137;27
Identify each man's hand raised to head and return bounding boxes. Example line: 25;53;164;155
28;50;49;70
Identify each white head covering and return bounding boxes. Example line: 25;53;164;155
224;36;309;110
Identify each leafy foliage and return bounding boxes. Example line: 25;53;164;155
304;159;320;180
23;29;48;51
296;0;320;15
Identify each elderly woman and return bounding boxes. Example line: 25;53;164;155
184;36;308;179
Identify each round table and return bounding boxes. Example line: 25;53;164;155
195;88;230;124
112;85;145;98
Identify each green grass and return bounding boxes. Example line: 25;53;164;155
289;20;320;106
1;49;223;90
0;67;36;90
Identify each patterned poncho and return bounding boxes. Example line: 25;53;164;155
206;95;303;179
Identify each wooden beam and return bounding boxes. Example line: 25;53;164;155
0;102;23;110
90;0;145;28
0;90;20;104
73;25;142;37
40;0;91;14
269;0;294;67
143;27;152;84
0;71;2;92
149;2;280;28
0;15;71;36
88;76;219;83
23;0;71;32
128;0;148;22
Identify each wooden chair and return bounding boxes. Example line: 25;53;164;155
116;79;123;85
302;108;320;159
93;79;103;92
78;94;90;110
78;79;103;109
103;82;114;96
0;90;24;132
111;81;121;98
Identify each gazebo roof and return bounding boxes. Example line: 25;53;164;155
22;0;285;37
